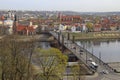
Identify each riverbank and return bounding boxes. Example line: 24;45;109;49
108;62;120;73
63;31;120;40
0;34;54;42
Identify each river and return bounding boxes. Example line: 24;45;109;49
35;42;50;49
76;39;120;63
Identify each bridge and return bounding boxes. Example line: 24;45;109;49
49;31;115;74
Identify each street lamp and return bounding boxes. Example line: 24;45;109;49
92;46;94;60
86;44;88;64
99;51;101;65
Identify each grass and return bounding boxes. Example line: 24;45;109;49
62;31;120;40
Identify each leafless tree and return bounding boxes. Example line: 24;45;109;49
0;35;35;80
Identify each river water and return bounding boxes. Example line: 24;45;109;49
76;39;120;63
35;42;50;49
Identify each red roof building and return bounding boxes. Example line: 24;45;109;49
0;15;5;21
17;24;35;35
58;15;82;24
94;24;102;32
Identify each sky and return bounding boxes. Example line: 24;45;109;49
0;0;120;12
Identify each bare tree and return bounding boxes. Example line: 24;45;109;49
33;48;68;80
0;35;35;80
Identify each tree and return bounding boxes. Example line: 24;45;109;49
94;16;100;24
0;35;35;80
71;64;80;80
70;62;86;80
33;48;68;80
86;22;93;32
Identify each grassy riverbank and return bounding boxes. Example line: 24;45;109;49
63;31;120;40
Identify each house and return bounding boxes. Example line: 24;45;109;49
17;25;35;35
94;24;102;32
3;19;14;34
58;14;82;24
110;24;117;31
101;24;110;31
81;23;87;32
76;26;81;31
16;21;38;35
59;24;67;31
71;26;76;32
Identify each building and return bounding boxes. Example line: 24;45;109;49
59;24;67;31
94;24;102;32
71;26;76;32
17;24;35;35
58;14;82;24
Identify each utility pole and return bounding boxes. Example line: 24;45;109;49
62;35;64;53
92;46;94;59
86;45;87;64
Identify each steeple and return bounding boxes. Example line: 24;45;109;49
14;14;17;21
13;13;18;34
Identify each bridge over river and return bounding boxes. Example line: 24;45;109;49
49;31;120;80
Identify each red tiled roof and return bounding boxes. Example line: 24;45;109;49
94;24;101;28
17;25;35;32
0;16;5;20
61;15;81;19
17;25;27;31
103;18;109;23
27;26;35;32
110;24;116;27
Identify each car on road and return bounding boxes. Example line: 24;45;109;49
90;61;98;70
88;58;93;61
101;70;109;74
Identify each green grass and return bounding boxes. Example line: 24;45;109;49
62;32;120;40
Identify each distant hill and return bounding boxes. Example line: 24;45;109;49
0;10;120;17
57;11;120;16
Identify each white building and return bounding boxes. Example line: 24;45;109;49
4;19;14;34
81;24;87;32
59;24;67;31
29;21;38;29
4;19;13;26
71;26;76;32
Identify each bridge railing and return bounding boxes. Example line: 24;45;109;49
74;42;115;72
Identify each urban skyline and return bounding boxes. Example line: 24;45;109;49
0;0;120;12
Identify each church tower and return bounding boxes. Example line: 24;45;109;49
13;14;18;34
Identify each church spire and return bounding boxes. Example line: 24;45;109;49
13;13;18;35
14;14;17;21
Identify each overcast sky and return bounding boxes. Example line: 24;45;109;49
0;0;120;12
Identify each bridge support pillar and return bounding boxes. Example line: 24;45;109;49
67;32;70;40
72;36;75;43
